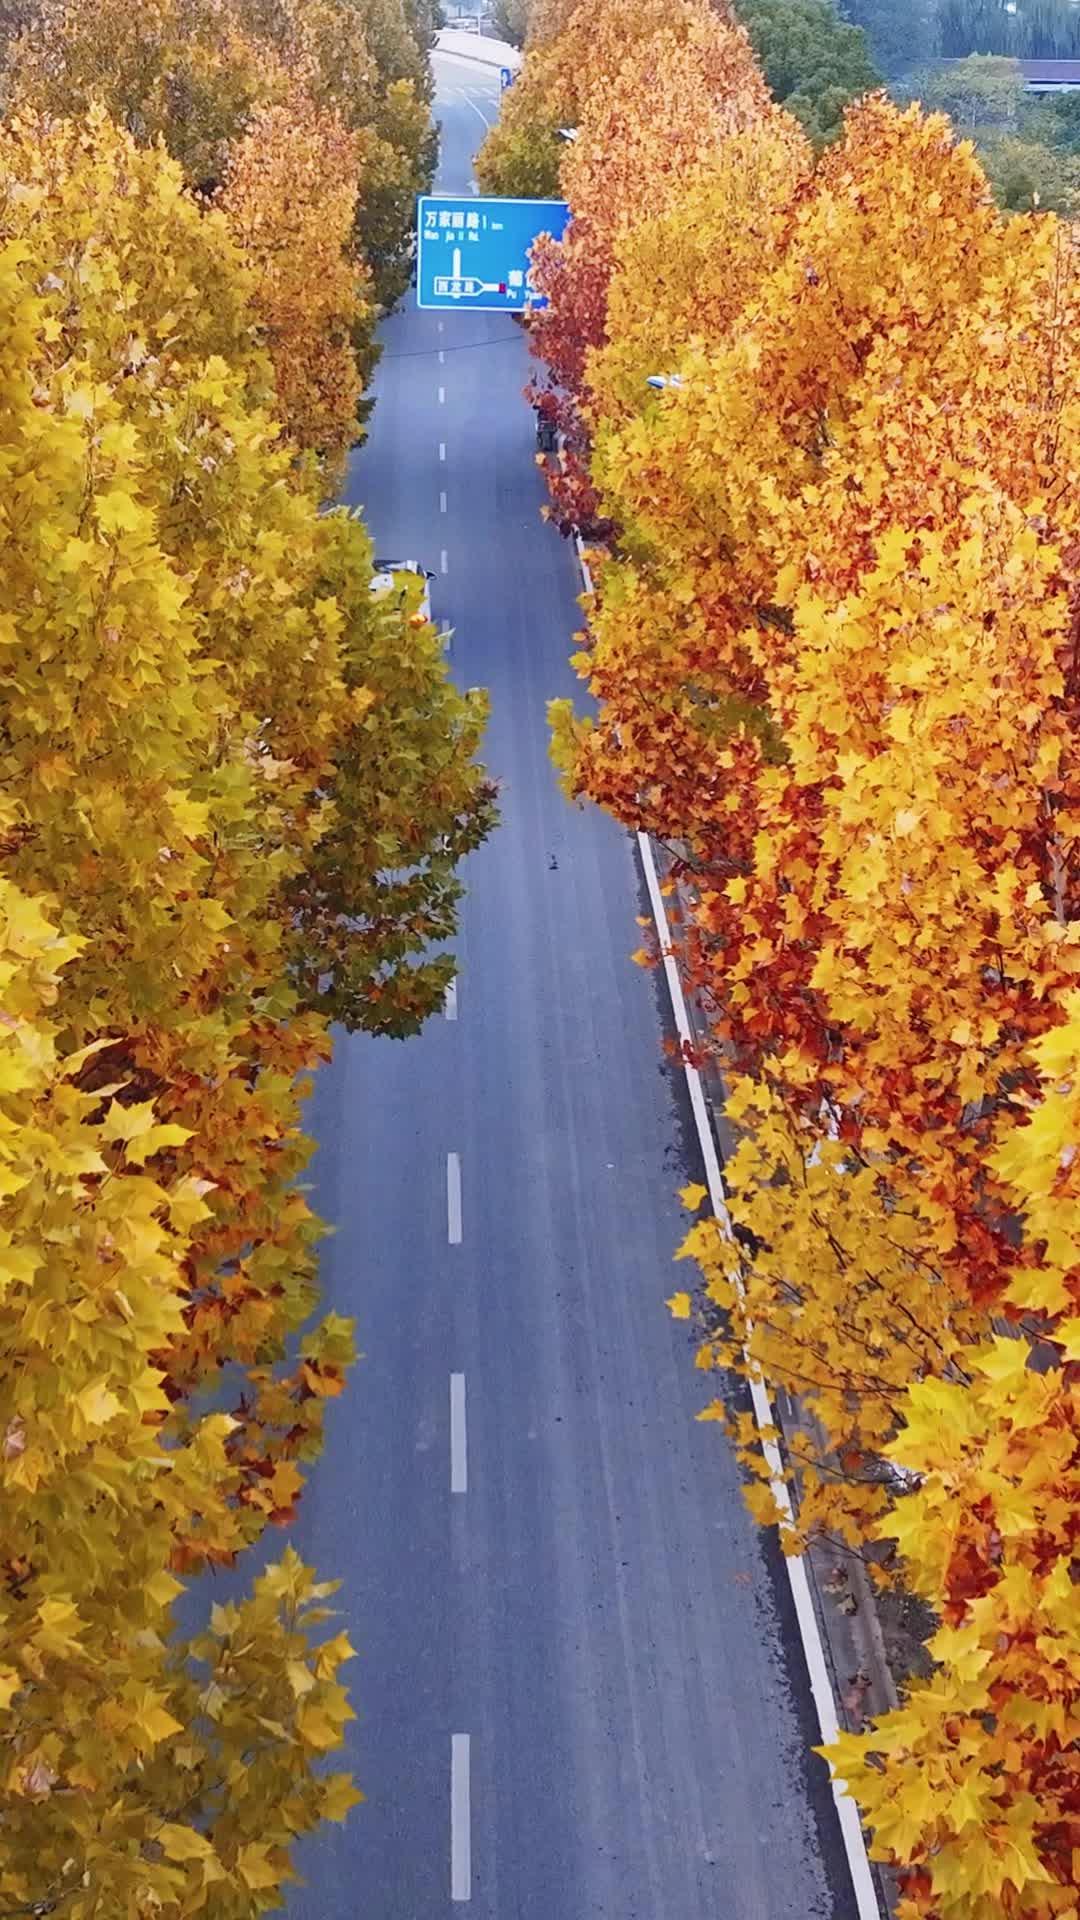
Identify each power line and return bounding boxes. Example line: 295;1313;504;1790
381;332;525;361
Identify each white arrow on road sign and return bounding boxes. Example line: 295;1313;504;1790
432;245;505;302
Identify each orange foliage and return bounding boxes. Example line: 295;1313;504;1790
6;0;293;185
831;1017;1080;1915
518;0;772;535
529;2;770;394
538;69;1080;1915
590;116;812;424
566;102;1080;1411
219;90;370;478
523;0;580;46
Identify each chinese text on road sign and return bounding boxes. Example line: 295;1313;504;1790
416;195;570;314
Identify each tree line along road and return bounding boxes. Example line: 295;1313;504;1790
283;51;867;1920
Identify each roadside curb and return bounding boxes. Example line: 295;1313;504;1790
572;530;892;1920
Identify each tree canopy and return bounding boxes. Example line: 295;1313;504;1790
735;0;881;144
492;0;1080;1904
838;0;937;73
914;49;1024;127
0;8;494;1903
938;0;1080;55
492;0;529;44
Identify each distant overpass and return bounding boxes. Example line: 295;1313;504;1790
434;25;523;71
1020;57;1080;90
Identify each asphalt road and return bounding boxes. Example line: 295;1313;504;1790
285;54;861;1919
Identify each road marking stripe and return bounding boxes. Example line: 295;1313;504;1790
439;349;447;365
447;1151;462;1244
439;381;446;400
440;489;448;514
450;1374;467;1493
576;527;878;1917
445;975;458;1019
441;549;449;575
634;813;881;1920
451;1734;471;1901
440;442;447;462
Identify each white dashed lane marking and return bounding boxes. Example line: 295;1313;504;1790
446;1152;462;1243
450;1374;467;1493
451;1734;471;1900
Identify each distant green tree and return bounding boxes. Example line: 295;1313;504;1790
910;46;1080;215
361;0;435;92
914;50;1023;126
977;128;1080;208
939;0;1080;54
1020;0;1080;51
493;0;529;44
476;112;562;194
937;0;1018;55
404;0;443;42
836;0;936;75
1022;87;1080;150
735;0;881;144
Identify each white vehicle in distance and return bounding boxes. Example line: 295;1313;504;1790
370;558;436;628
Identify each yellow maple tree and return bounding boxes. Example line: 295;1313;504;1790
219;89;370;483
0;99;492;1907
518;32;1080;1900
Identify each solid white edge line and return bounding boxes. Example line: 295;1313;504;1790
637;832;879;1919
450;1373;468;1493
447;1151;462;1245
445;975;458;1019
572;533;879;1920
451;1733;471;1900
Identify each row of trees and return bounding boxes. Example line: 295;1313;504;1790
490;1;1080;216
908;53;1080;215
500;0;1080;1913
487;0;1080;214
484;0;882;170
5;0;439;476
844;0;1080;70
935;0;1080;58
0;4;496;1913
497;0;1080;75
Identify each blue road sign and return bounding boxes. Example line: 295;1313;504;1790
416;195;570;314
500;64;514;88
